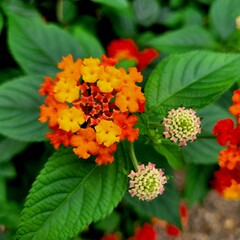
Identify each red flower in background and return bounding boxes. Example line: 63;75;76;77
212;118;240;146
128;223;157;240
107;39;159;71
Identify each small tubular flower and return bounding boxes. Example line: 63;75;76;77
163;107;201;146
81;57;102;83
53;77;79;103
39;54;145;164
113;112;139;142
71;128;99;159
57;106;85;133
95;120;121;147
128;162;167;201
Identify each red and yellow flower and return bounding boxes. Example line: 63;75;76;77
212;88;240;200
39;54;145;165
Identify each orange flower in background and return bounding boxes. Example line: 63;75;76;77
39;54;145;165
107;39;159;71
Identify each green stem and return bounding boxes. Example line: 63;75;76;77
129;142;139;171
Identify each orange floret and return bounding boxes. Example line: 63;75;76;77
57;106;85;132
53;77;79;103
95;143;117;165
39;76;54;96
57;54;82;82
46;127;73;149
39;95;68;127
71;128;99;159
95;120;121;147
115;85;146;113
218;144;240;170
113;112;139;142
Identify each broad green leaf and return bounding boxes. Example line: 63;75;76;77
0;178;6;201
128;141;181;227
67;24;105;58
7;13;84;75
147;26;218;54
0;136;28;163
182;102;232;164
1;0;40;17
210;0;240;41
105;8;137;38
92;0;130;13
0;68;23;84
17;145;130;240
0;75;48;142
184;164;215;206
145;51;240;117
0;12;3;34
154;141;185;169
132;0;161;27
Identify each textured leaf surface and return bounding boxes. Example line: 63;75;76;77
145;51;240;117
0;75;48;141
17;145;129;240
210;0;240;40
147;26;218;53
7;13;84;75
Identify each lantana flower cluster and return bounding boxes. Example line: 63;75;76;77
163;107;201;146
39;54;145;165
212;89;240;200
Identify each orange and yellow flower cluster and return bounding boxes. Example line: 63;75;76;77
212;89;240;200
39;54;146;165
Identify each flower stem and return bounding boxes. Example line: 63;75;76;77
129;142;139;171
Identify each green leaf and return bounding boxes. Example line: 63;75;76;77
0;136;28;163
0;68;23;84
56;0;78;24
209;0;240;41
127;141;181;227
0;12;3;34
92;0;130;13
184;164;215;206
0;75;48;142
147;26;218;54
7;13;85;75
182;102;232;164
17;145;130;240
132;0;161;27
154;141;185;169
0;162;16;178
145;51;240;117
67;24;105;58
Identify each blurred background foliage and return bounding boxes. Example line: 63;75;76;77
0;0;240;239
